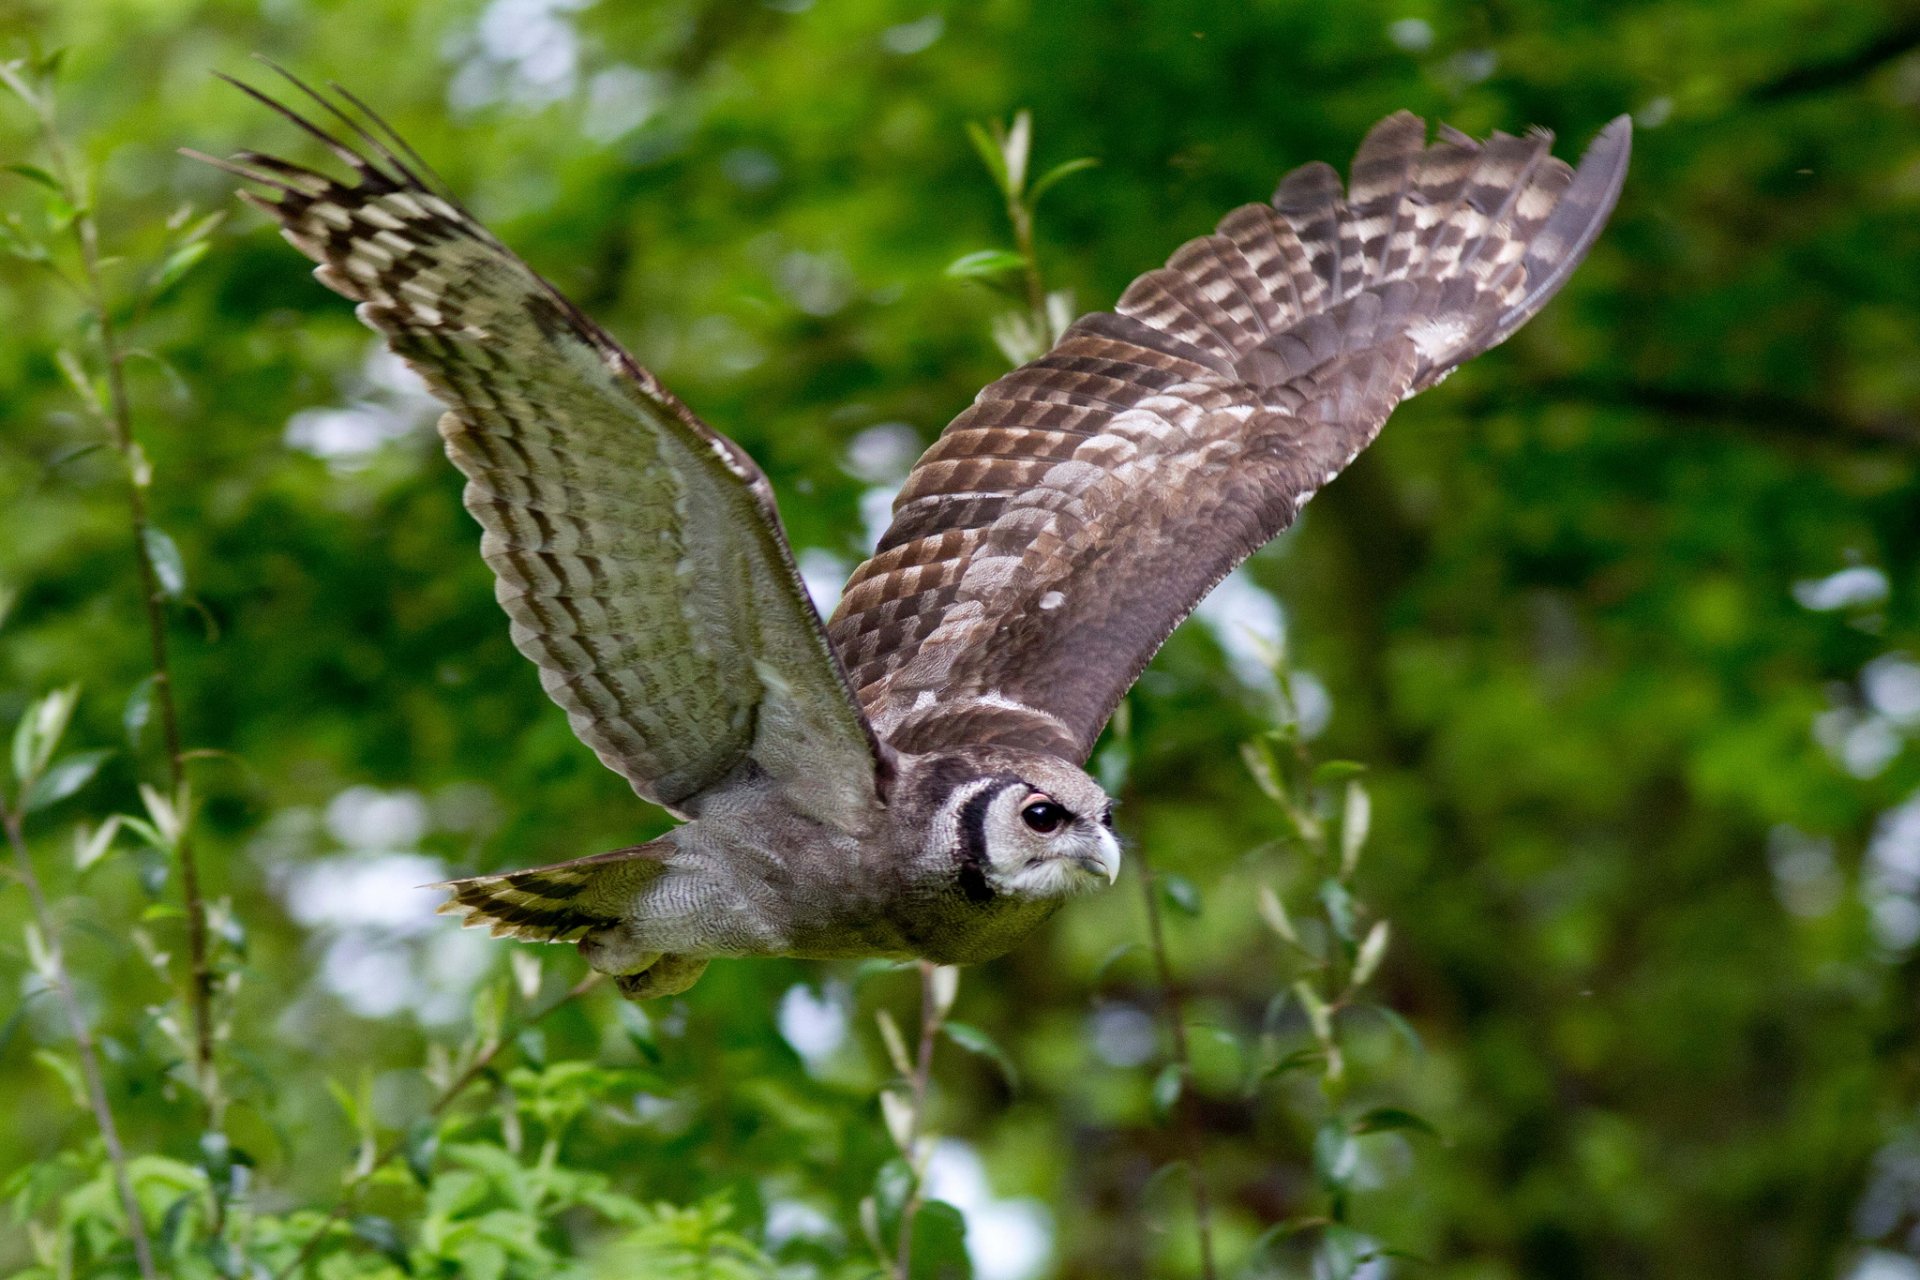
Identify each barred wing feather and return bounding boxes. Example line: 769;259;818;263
830;111;1630;762
203;71;886;830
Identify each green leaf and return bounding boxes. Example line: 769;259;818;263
1311;759;1367;786
945;249;1026;278
1352;1106;1438;1139
1339;779;1371;876
907;1199;972;1280
151;240;210;296
32;1048;86;1109
1091;940;1146;985
23;748;109;813
1027;155;1098;204
943;1020;1020;1091
1358;1002;1426;1060
352;1215;413;1273
1313;1119;1359;1191
12;685;79;785
4;163;60;191
964;120;1008;193
123;675;155;750
1318;878;1355;943
1151;1062;1184;1121
1319;1223;1367;1280
1160;873;1202;916
142;525;186;598
405;1118;440;1187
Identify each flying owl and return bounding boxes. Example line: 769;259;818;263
200;70;1629;998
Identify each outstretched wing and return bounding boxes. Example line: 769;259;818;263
201;70;887;830
830;111;1630;761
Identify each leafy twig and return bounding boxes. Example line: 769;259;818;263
1;53;223;1120
3;690;158;1280
1135;840;1221;1280
894;962;949;1279
270;971;604;1280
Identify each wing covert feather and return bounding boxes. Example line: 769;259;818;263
830;111;1630;761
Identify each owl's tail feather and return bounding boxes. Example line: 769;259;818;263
433;843;666;943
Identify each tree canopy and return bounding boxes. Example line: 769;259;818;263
2;1;1918;1278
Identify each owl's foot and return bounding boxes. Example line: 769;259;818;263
578;928;709;999
613;953;710;1001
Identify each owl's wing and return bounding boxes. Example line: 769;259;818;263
831;111;1630;761
202;72;887;829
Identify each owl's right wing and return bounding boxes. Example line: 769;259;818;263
200;71;887;831
831;111;1629;762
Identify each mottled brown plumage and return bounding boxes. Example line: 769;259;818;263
199;69;1627;997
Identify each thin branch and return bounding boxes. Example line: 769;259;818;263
892;961;943;1280
7;64;221;1116
1748;16;1920;104
270;972;603;1280
2;806;159;1280
1136;844;1219;1280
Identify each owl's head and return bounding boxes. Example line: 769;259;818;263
904;751;1121;903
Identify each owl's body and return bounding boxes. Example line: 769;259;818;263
201;72;1628;997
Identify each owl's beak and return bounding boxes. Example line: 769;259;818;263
1076;833;1122;885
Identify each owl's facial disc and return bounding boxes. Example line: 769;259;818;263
969;777;1121;901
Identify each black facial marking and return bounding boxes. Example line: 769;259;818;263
954;780;1012;906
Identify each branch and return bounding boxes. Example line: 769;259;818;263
2;59;221;1118
1747;15;1920;104
270;972;603;1280
1135;844;1220;1280
891;961;949;1280
1;805;158;1280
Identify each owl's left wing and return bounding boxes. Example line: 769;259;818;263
830;111;1630;762
199;72;887;829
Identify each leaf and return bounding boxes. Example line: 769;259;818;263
12;685;78;784
1313;1119;1359;1191
907;1199;972;1280
964;120;1008;193
404;1118;440;1188
150;240;209;295
123;675;155;750
943;1020;1020;1091
351;1215;413;1273
944;249;1026;278
1027;155;1098;204
1319;1222;1367;1280
1318;878;1355;943
1358;1002;1426;1060
1351;920;1390;986
1001;109;1033;195
1257;884;1299;945
142;525;186;598
1160;873;1202;916
614;1000;660;1064
32;1048;87;1109
1259;1046;1326;1083
1092;941;1146;985
930;964;960;1018
1151;1062;1184;1121
1312;759;1367;786
1339;779;1371;877
4;163;60;191
880;1086;916;1152
1293;980;1332;1043
1352;1106;1439;1139
23;748;109;813
875;1009;914;1077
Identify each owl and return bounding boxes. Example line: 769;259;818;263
200;69;1628;998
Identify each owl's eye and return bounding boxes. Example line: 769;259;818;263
1020;798;1069;834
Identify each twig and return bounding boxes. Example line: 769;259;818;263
270;972;603;1280
2;805;159;1280
2;61;221;1117
892;961;943;1280
1136;843;1219;1280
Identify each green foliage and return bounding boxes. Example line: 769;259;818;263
3;2;1919;1279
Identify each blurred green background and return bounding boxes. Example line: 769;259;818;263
2;0;1918;1277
